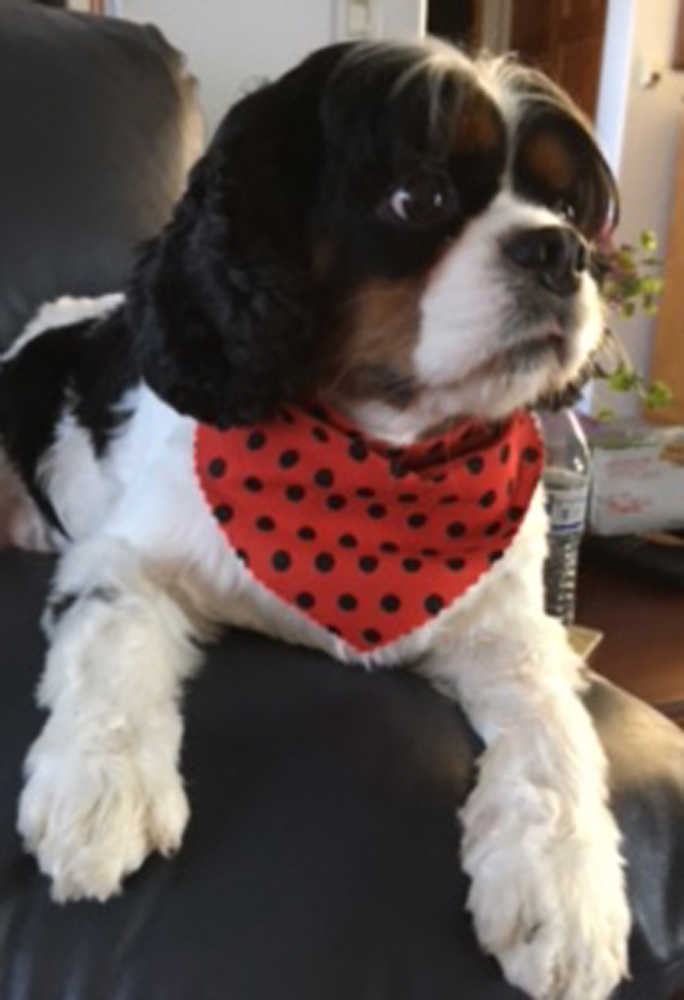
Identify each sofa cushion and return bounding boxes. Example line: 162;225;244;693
0;0;202;349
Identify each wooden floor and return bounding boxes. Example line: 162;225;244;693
577;558;684;724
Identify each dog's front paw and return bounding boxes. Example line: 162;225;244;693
17;720;189;902
462;787;630;1000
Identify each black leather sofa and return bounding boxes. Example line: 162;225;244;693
1;4;683;998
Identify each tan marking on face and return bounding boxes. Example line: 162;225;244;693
325;276;427;406
523;132;576;192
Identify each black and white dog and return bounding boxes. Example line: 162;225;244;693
0;40;629;1000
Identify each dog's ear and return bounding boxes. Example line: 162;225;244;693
128;48;345;427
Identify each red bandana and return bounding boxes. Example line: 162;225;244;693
195;404;542;653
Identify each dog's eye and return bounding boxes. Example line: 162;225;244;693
381;173;455;227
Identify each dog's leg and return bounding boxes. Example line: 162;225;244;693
418;611;630;1000
17;536;203;902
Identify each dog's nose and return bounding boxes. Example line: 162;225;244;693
503;226;587;296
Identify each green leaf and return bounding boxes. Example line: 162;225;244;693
641;276;663;296
644;380;673;408
607;365;638;392
616;250;636;271
640;229;658;252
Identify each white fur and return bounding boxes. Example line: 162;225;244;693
5;66;630;1000
1;294;124;363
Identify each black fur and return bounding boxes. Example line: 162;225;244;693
0;308;137;532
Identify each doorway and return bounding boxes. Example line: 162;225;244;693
426;0;609;120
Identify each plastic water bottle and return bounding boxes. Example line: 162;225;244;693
540;409;591;625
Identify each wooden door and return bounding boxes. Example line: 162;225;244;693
510;0;609;120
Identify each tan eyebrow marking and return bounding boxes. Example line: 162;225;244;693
522;131;576;191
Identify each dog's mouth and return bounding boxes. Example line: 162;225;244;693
434;325;570;395
497;328;568;371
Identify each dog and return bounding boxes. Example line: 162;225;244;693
0;39;629;1000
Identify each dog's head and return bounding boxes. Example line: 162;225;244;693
129;40;616;441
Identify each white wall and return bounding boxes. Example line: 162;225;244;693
116;0;424;138
117;0;337;137
594;0;684;418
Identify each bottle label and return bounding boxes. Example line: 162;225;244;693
545;483;589;534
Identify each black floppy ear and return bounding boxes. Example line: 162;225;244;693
128;48;344;427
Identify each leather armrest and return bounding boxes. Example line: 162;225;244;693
0;550;682;999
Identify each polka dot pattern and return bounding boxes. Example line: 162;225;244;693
196;405;542;653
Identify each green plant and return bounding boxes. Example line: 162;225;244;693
595;229;673;420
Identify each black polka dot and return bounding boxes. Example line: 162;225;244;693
208;458;226;478
349;438;368;461
286;484;305;502
484;521;501;536
272;550;291;572
508;506;524;522
214;504;233;523
399;493;418;504
236;549;249;566
447;521;466;538
500;443;511;463
402;557;422;573
339;534;357;548
467;455;484;474
256;516;275;532
432;473;446;483
312;426;328;442
479;490;496;508
446;557;465;571
327;625;342;637
380;541;398;554
489;550;504;564
425;594;444;615
363;628;381;644
356;487;375;498
315;552;335;573
246;431;265;450
298;526;316;540
338;593;357;611
523;447;541;463
280;409;295;423
358;555;378;573
421;547;439;557
407;513;427;529
280;449;299;469
381;594;401;613
297;592;315;609
309;404;328;421
244;476;263;492
315;468;334;487
368;504;386;519
327;494;346;511
439;494;459;505
390;461;408;478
